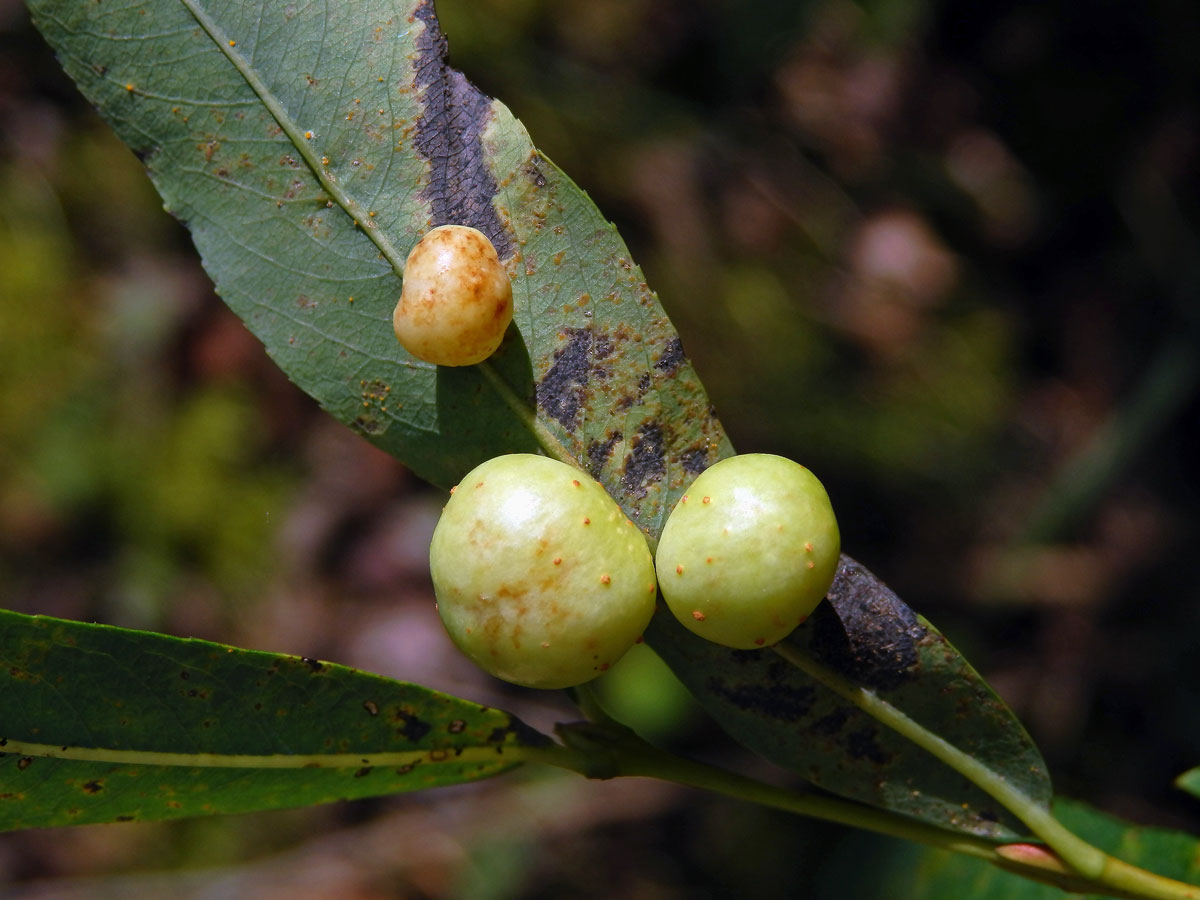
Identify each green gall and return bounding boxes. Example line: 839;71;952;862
655;453;840;649
430;454;657;689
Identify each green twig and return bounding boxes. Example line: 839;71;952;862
530;723;1156;898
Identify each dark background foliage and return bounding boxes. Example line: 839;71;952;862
1;0;1198;896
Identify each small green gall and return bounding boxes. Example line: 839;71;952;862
393;224;513;366
655;453;840;649
430;454;657;689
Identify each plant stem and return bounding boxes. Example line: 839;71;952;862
524;727;1153;898
771;643;1200;899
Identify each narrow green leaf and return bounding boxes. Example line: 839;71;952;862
24;0;728;514
26;0;1050;841
1178;769;1200;800
0;610;545;830
819;799;1200;899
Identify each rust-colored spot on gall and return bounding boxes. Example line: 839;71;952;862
692;611;706;621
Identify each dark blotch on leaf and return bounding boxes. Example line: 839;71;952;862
622;423;666;496
412;2;511;257
846;726;892;765
680;445;710;475
705;677;816;722
586;431;622;477
353;415;384;435
811;708;850;736
81;780;103;794
653;337;686;373
395;711;432;743
536;327;591;431
488;717;553;748
810;557;926;691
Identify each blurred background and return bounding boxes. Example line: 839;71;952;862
1;0;1199;896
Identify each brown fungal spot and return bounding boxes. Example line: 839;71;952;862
600;574;611;585
17;758;33;771
692;610;706;621
675;565;684;575
552;557;562;565
82;780;103;794
363;700;379;716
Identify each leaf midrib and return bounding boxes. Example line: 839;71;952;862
179;0;406;278
1;737;530;770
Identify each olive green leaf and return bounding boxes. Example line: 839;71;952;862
649;557;1052;839
0;610;544;830
26;0;1049;840
1177;768;1200;800
817;799;1200;899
